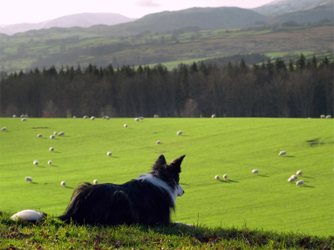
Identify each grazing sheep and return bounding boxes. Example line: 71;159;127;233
287;178;294;182
48;160;52;165
33;160;38;165
135;118;139;121
49;147;54;151
20;115;27;118
1;127;6;131
296;180;304;186
91;116;95;120
37;134;42;137
50;135;55;139
83;115;88;119
156;140;161;144
61;181;66;187
296;170;302;176
25;176;32;182
58;132;64;136
215;175;220;180
320;115;325;118
13;115;16;118
326;115;331;119
154;114;159;118
139;117;144;120
124;124;127;128
279;151;286;156
73;116;76;118
211;114;216;118
93;179;98;185
290;175;298;181
177;131;182;135
107;152;112;156
21;118;27;121
252;169;258;174
54;131;57;135
223;174;227;180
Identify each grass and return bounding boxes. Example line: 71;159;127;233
0;117;333;239
1;214;333;249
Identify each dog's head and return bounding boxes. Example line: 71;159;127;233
151;155;185;197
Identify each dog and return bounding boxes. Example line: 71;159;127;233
11;154;185;226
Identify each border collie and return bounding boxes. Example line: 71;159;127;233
11;154;185;226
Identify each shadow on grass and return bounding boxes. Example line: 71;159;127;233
303;175;315;179
258;174;269;177
302;184;315;188
50;165;58;167
284;156;295;158
219;179;238;183
64;186;74;189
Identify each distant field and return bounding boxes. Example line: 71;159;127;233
1;24;333;72
0;117;333;236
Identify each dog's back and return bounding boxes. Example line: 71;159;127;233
58;179;173;226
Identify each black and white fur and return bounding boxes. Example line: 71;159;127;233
11;154;185;226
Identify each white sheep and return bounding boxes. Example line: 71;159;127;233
279;151;286;156
61;181;66;187
320;115;325;118
135;118;139;121
124;124;127;128
211;114;216;118
139;117;144;120
58;132;64;136
25;176;32;182
215;175;220;180
177;131;182;135
326;115;331;119
48;160;52;165
13;115;16;118
290;175;298;181
93;179;98;185
83;115;88;119
296;180;304;186
49;147;54;151
154;114;159;118
73;116;76;118
91;116;95;120
50;135;55;139
287;178;294;182
37;133;42;137
33;160;38;165
11;210;44;222
107;152;112;156
156;140;161;144
21;118;27;121
223;174;227;180
1;127;6;131
252;169;258;174
296;170;302;176
54;131;57;135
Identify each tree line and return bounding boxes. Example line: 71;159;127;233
0;54;333;118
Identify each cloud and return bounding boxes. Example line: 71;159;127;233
135;0;161;8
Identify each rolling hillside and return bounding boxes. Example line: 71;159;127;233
0;13;137;36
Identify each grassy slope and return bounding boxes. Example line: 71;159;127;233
0;117;333;237
1;24;333;72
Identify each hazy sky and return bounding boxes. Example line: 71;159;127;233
1;0;274;25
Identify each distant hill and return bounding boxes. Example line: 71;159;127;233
253;0;330;17
267;4;334;25
81;7;268;37
0;13;137;35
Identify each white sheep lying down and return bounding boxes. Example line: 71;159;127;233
11;209;45;222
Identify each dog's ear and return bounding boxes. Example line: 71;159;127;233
155;154;167;166
169;155;185;173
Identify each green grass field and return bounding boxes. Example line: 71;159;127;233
0;117;333;237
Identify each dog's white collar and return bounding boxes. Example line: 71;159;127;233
137;173;183;203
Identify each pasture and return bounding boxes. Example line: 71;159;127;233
0;117;333;237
